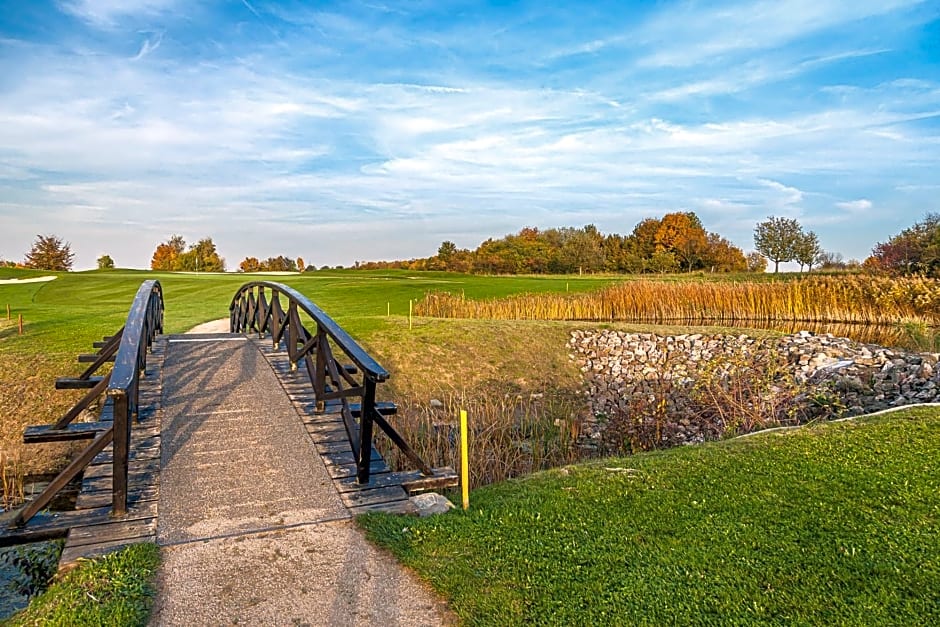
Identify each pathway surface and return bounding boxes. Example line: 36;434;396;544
148;333;453;626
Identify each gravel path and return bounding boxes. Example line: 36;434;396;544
148;333;453;626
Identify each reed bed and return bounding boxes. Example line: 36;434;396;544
416;276;940;325
376;389;584;489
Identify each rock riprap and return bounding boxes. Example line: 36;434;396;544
568;330;940;447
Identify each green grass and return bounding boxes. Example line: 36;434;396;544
359;408;940;625
4;542;161;626
0;268;619;354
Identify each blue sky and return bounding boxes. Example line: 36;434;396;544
1;0;938;270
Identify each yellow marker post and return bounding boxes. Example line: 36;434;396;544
408;299;413;330
460;409;470;510
387;302;390;317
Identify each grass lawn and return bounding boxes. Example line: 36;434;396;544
359;407;940;625
0;268;616;474
5;543;160;626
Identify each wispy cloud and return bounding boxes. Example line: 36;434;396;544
58;0;180;28
836;199;873;212
0;1;937;268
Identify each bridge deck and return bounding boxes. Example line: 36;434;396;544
58;331;421;566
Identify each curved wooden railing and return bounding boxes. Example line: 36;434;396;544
230;281;433;484
10;280;163;528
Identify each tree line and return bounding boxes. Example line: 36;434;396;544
357;212;757;274
8;212;937;277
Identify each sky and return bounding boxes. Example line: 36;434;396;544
1;1;938;271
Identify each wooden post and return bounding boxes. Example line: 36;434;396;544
17;314;23;335
409;300;413;330
356;380;376;484
314;326;327;412
387;302;390;318
6;303;9;320
111;391;130;516
460;409;470;510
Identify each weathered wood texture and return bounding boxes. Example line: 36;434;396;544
254;338;457;515
58;336;166;567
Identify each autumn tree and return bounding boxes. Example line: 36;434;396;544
151;235;186;270
702;233;747;272
296;257;305;273
176;238;225;272
239;257;262;272
655;212;708;272
24;234;73;271
97;254;115;269
745;252;768;273
754;216;803;273
867;213;940;276
794;231;823;273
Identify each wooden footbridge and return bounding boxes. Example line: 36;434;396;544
0;280;457;564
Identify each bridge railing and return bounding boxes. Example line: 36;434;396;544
10;280;163;528
230;281;434;484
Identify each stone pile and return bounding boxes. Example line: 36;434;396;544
568;329;940;447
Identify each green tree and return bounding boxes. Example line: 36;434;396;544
24;234;73;271
176;237;225;272
754;216;803;273
794;231;823;273
96;254;115;269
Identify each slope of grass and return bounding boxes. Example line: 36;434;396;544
5;542;161;626
359;408;940;625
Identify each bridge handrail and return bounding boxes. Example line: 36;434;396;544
109;280;164;391
230;281;434;484
107;279;164;515
229;281;388;381
10;280;164;528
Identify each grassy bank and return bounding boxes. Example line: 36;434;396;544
5;543;160;626
359;407;940;625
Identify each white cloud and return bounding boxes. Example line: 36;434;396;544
836;199;873;212
58;0;180;27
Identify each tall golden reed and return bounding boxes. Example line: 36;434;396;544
416;276;940;325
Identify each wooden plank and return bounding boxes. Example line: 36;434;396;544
347;500;417;517
401;468;459;493
339;485;409;508
321;447;382;467
334;468;451;493
66;517;156;547
76;486;159;509
306;425;349;444
55;376;105;390
315;439;360;455
0;507;115;547
91;442;160;465
24;420;112;443
326;458;389;479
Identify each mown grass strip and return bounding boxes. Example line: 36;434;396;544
5;542;160;626
359;408;940;625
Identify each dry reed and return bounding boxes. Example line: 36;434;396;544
1;448;25;510
375;388;585;489
417;276;940;325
